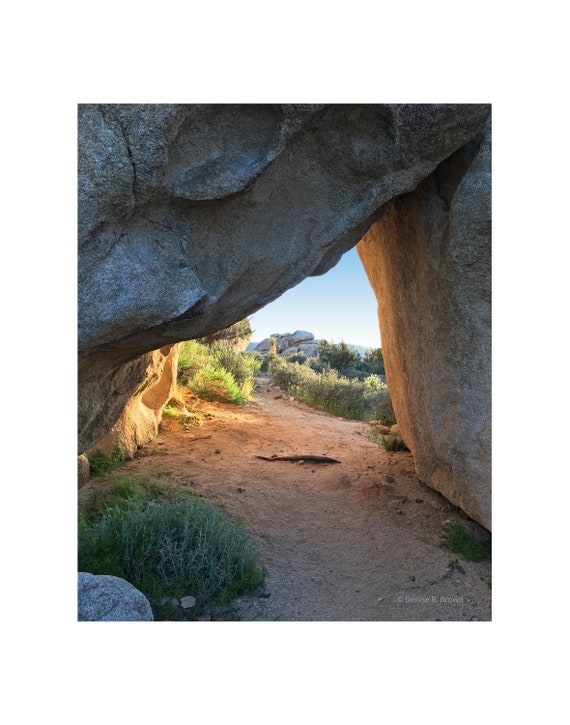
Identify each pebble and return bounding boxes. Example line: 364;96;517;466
385;475;396;483
415;498;424;504
180;595;197;609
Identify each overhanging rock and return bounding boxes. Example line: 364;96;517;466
78;104;491;528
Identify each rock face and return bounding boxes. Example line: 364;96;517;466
78;454;90;488
357;120;492;530
78;103;491;528
85;344;179;460
78;573;154;621
254;330;320;357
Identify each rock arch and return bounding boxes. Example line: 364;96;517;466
78;103;491;529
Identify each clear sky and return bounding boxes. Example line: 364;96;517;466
249;247;382;349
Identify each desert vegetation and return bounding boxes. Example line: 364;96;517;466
176;338;261;405
267;342;395;425
80;334;404;620
78;473;265;620
443;523;492;562
80;325;267;620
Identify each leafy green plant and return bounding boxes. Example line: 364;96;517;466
78;480;265;612
87;444;126;477
443;523;492;562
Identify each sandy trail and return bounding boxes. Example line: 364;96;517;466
93;375;491;621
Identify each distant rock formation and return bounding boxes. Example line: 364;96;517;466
254;330;321;357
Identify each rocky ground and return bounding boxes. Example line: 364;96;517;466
80;375;491;621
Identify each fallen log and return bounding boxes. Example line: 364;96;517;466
255;454;341;464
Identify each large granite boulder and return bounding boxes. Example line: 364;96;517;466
357;120;492;529
78;103;491;527
78;573;154;621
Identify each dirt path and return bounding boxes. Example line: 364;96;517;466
95;375;491;621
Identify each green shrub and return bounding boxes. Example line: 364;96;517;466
81;474;180;522
87;445;126;477
78;477;265;609
318;340;362;373
259;351;277;373
189;364;246;404
443;524;492;562
177;340;213;385
210;342;261;384
175;340;258;405
364;347;385;374
269;357;394;422
286;353;307;365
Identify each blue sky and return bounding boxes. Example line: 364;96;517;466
249;247;382;349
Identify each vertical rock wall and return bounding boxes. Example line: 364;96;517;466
85;344;180;460
358;122;491;530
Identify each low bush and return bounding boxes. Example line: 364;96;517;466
78;475;265;613
209;342;262;385
259;351;277;373
80;474;177;522
316;341;386;378
175;340;258;405
87;445;126;477
269;357;395;423
177;340;213;385
190;364;247;404
443;523;492;562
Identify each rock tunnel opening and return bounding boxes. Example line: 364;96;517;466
78;103;491;536
78;104;492;621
